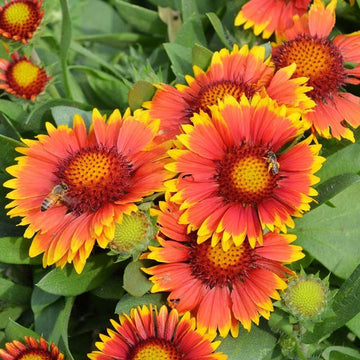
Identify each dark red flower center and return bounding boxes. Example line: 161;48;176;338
272;34;346;102
128;338;181;360
56;145;133;216
215;144;278;205
0;0;43;42
187;80;255;116
6;58;48;99
189;239;257;288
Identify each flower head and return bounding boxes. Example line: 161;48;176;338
142;199;304;336
4;108;170;273
0;0;44;44
88;304;227;360
0;52;50;100
166;95;324;248
272;0;360;141
235;0;311;39
283;273;329;320
0;336;64;360
107;209;158;261
145;44;314;142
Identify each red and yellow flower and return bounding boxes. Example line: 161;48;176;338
165;95;324;248
145;44;314;142
142;199;304;336
0;0;44;44
235;0;311;39
0;336;64;360
88;304;227;360
272;0;360;142
0;52;50;100
4;108;170;273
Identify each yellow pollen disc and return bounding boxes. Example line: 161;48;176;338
18;350;51;360
132;341;180;360
66;152;111;187
206;243;245;269
12;61;39;87
4;3;30;25
231;155;270;194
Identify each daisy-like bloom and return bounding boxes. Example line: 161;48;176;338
272;0;360;142
4;108;170;273
0;0;44;44
166;94;324;248
142;199;305;336
0;52;50;100
145;44;314;142
88;304;227;360
234;0;311;39
0;336;64;360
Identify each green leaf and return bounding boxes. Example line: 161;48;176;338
292;182;360;279
36;254;117;296
347;312;360;338
0;306;24;330
0;237;41;265
51;106;92;128
4;319;39;341
25;99;92;131
0;278;32;305
164;42;193;80
112;0;167;35
317;143;360;183
31;286;61;315
206;12;234;48
74;33;161;47
91;274;125;299
303;263;360;343
123;260;153;297
59;297;75;360
313;174;360;209
175;14;207;47
128;81;156;111
115;293;164;315
0;100;25;122
0;135;24;237
323;346;360;360
192;43;212;70
218;324;276;360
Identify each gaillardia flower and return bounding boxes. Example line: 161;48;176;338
4;108;169;273
234;0;311;39
0;336;64;360
166;95;324;248
142;199;305;336
0;0;44;44
145;44;314;142
272;0;360;142
0;52;50;100
88;304;227;360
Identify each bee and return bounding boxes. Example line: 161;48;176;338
169;298;181;308
41;183;68;212
266;151;280;175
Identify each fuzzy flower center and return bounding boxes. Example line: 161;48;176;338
216;145;278;205
110;212;150;252
6;58;48;99
18;349;52;360
285;278;326;318
12;60;39;87
189;80;255;115
0;1;42;38
129;339;181;360
57;145;133;215
189;240;256;288
273;34;346;102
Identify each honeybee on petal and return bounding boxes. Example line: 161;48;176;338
266;151;280;175
41;183;68;212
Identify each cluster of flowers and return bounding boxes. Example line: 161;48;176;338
1;0;359;359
